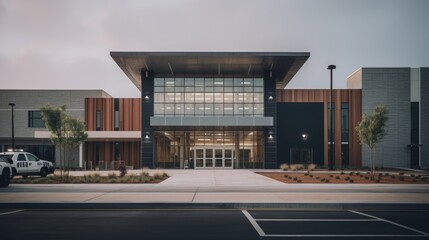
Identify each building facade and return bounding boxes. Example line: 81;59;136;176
1;54;427;170
0;89;111;168
348;68;429;168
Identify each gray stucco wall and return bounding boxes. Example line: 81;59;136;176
0;89;111;168
361;68;411;168
421;68;429;168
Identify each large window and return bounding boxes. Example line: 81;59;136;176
341;103;349;142
154;129;264;168
28;111;45;128
154;76;264;116
114;99;119;131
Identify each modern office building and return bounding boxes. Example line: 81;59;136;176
0;53;427;169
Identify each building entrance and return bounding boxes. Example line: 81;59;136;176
191;147;234;169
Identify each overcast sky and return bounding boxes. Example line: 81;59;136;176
1;0;428;97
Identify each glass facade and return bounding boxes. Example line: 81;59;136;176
154;129;264;169
154;76;264;116
28;111;45;128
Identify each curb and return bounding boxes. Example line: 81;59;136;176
2;202;429;210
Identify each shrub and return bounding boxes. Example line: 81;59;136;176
279;163;290;171
307;164;317;171
349;172;354;176
304;172;309;176
321;178;325;182
399;172;404;176
140;171;150;177
335;176;340;180
284;174;289;178
329;175;334;178
345;177;350;181
154;171;167;180
340;171;345;175
365;176;369;180
297;180;302;183
325;179;330;183
410;174;415;178
316;176;320;180
390;175;395;179
109;178;117;183
399;176;405;181
288;176;292;179
108;172;117;179
309;174;313;178
384;173;389;176
293;177;298;181
349;179;354;183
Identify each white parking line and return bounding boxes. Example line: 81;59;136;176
0;209;24;216
255;219;379;222
241;210;266;237
350;210;429;236
242;210;428;238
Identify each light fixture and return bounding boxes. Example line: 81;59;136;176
145;134;150;140
302;134;308;141
145;95;150;100
268;96;273;100
268;135;273;140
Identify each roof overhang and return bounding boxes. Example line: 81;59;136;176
110;52;310;90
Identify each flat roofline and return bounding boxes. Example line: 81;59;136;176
111;51;310;91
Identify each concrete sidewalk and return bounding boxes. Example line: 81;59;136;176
1;170;428;207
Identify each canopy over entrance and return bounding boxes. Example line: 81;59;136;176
110;52;310;90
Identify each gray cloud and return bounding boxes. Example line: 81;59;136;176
0;0;428;97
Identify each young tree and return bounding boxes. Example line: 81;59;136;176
355;104;388;179
40;105;87;179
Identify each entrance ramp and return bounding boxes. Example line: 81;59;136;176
159;170;284;187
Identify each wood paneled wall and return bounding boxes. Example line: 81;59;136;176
85;98;141;131
85;141;141;169
277;89;362;167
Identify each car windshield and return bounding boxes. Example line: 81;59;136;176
0;156;11;163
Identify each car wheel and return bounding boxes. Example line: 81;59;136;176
0;169;11;187
11;168;17;179
40;168;48;178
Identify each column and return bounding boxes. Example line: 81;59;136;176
141;70;155;168
264;71;277;169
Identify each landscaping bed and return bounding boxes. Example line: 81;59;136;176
259;171;429;184
11;171;169;184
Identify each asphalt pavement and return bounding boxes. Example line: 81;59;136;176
1;208;428;240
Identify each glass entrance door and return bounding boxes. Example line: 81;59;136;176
192;147;233;169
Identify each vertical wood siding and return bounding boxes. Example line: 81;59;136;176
277;89;362;167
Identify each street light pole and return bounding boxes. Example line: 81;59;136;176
327;65;336;171
8;103;15;151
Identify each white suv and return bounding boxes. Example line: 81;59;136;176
0;151;55;178
0;155;13;187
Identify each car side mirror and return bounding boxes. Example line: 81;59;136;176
36;158;40;161
7;158;13;164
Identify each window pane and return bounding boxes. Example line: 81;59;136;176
214;93;223;103
185;103;194;115
254;78;263;86
205;104;214;115
154;93;164;103
154;78;164;86
175;103;184;115
164;104;174;115
224;78;233;86
224;104;233;115
154;104;164;115
185;78;194;86
214;104;223;115
195;104;204;115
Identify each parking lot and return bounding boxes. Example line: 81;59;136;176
1;208;428;239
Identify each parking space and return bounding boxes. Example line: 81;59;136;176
1;208;429;239
243;209;429;239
